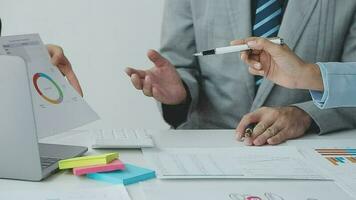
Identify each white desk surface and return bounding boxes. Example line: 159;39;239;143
1;129;356;199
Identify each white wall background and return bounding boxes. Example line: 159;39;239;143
0;0;169;130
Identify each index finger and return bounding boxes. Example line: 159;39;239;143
46;44;65;65
66;71;83;97
235;111;263;141
125;67;147;78
231;37;260;46
230;39;246;46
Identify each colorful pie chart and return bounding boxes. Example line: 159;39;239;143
33;72;63;104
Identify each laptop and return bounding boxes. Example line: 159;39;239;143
0;56;87;181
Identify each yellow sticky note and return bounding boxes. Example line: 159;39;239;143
59;152;118;170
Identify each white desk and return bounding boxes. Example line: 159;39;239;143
1;129;356;199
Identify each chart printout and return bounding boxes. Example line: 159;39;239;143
0;34;99;137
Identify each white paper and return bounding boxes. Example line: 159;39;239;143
0;34;99;137
140;180;353;200
142;147;326;180
0;186;131;200
289;139;356;199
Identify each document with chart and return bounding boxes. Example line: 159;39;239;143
0;34;99;137
288;139;356;198
142;146;327;180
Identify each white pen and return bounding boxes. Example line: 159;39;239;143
194;37;284;56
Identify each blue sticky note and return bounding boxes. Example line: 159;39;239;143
87;163;156;185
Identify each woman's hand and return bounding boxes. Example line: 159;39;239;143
46;44;83;96
231;37;323;91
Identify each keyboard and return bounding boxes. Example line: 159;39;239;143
92;129;155;149
40;157;60;169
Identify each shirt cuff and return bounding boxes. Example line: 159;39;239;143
161;81;192;128
309;62;329;109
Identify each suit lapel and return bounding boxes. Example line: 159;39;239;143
251;0;318;111
227;0;255;100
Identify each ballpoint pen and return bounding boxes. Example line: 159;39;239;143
244;124;256;138
194;37;284;56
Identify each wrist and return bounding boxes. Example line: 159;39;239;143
297;63;324;91
169;81;189;105
292;106;312;130
179;82;190;104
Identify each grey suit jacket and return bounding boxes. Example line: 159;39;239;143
159;0;356;134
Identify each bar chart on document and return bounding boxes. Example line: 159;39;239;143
0;34;99;137
315;148;356;166
295;142;356;198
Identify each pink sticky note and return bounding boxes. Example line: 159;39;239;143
73;159;125;176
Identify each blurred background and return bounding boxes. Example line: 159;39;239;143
0;0;169;130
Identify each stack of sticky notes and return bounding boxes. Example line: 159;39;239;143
59;152;124;175
58;152;155;185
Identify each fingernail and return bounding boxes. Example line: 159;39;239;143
231;40;238;45
253;140;261;146
247;41;257;47
235;132;242;141
244;138;253;146
254;63;261;69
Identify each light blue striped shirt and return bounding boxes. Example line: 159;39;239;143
310;62;356;109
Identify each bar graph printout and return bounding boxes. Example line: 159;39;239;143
285;140;356;199
142;147;326;180
299;145;356;198
315;148;356;166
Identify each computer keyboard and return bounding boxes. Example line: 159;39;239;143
92;129;155;149
40;157;60;169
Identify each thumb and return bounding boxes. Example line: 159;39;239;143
147;49;169;68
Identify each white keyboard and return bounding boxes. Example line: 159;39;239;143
92;129;155;149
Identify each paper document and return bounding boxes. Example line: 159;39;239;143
142;147;326;180
140;180;353;200
289;140;356;198
0;185;131;200
0;34;99;137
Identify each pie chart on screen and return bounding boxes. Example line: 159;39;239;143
33;72;64;104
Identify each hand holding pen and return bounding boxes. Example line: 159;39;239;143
194;37;283;56
231;37;323;91
243;124;255;146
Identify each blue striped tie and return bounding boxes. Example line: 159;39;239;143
253;0;283;89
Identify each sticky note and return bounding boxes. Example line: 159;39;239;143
87;163;156;185
73;159;125;176
59;152;118;170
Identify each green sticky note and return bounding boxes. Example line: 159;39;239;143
59;152;118;170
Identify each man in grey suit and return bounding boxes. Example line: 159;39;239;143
126;0;356;145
